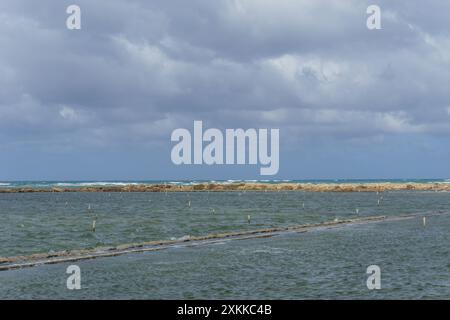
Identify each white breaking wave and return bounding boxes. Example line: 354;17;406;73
54;182;141;187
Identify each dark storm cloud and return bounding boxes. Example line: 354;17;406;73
1;0;450;152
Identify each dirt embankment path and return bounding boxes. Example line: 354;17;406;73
1;182;449;193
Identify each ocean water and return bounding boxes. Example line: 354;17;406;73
0;188;449;299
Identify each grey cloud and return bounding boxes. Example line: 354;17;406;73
0;0;450;154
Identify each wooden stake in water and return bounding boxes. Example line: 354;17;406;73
92;216;97;232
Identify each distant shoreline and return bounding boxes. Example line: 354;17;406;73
1;182;450;193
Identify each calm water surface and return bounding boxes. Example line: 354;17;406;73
0;191;449;299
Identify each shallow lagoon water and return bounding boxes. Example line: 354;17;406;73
0;191;449;299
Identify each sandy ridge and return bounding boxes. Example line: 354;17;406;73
1;182;450;193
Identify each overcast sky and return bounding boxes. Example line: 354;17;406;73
1;0;450;180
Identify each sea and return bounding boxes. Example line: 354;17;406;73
0;179;449;299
